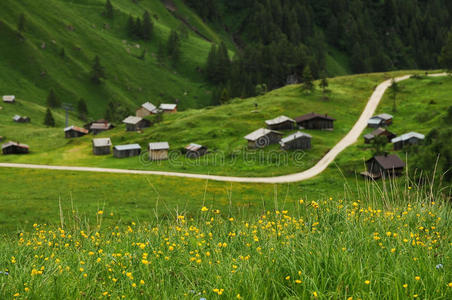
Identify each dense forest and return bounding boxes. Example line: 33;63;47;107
187;0;452;101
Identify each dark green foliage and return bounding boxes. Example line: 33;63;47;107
371;136;388;156
388;78;400;112
301;66;314;92
319;73;329;100
77;98;88;121
46;89;60;108
126;15;135;37
205;42;230;84
43;108;55;127
219;87;230;104
439;30;452;71
167;30;181;63
90;55;105;84
126;11;153;40
104;101;131;123
142;11;153;41
59;47;65;58
17;13;25;32
104;0;114;18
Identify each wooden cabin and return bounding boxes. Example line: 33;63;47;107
185;143;207;158
361;154;405;179
244;128;283;149
64;126;89;138
122;116;151;131
295;113;335;130
88;121;114;135
159;103;177;113
13;115;30;123
136;102;159;118
391;132;425;150
367;113;393;128
92;138;112;155
279;131;312;150
2;141;29;154
149;142;170;160
113;144;142;158
3;95;15;103
364;128;397;144
265;115;296;130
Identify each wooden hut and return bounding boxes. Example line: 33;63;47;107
13;115;30;123
265;115;296;130
295;113;335;130
361;154;405;179
279;131;312;150
2;141;29;154
92;138;112;155
185;143;207;158
149;142;170;160
364;128;397;144
113;144;141;158
244;128;283;149
122;116;151;131
3;95;15;103
159;103;177;113
89;121;114;135
64;126;89;138
136;102;159;118
367;113;393;128
391;132;425;150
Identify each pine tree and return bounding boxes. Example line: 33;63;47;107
388;78;400;112
319;72;329;100
90;55;105;84
126;15;135;38
134;18;143;39
205;44;217;82
301;66;314;92
157;42;166;62
142;11;153;40
167;30;181;63
18;13;26;32
47;89;60;108
59;47;65;58
77;98;88;121
43;108;55;127
219;87;230;104
104;0;114;18
216;42;230;84
439;30;452;72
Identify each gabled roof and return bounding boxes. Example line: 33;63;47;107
149;142;170;150
114;144;141;151
265;115;295;126
13;115;21;121
391;132;425;143
367;154;405;170
141;102;158;113
123;116;143;125
280;131;311;144
90;122;112;130
3;95;15;102
159;103;177;111
185;143;205;151
244;128;282;141
368;118;382;125
364;133;375;140
375;113;393;121
2;141;29;149
92;138;112;147
64;126;89;134
295;112;335;123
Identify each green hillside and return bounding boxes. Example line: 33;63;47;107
0;0;228;118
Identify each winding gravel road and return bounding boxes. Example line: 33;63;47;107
0;73;446;183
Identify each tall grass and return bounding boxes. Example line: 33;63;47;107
0;176;451;299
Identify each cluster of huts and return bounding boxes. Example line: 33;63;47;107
1;95;31;155
244;113;335;150
361;113;425;179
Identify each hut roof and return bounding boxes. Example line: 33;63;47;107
141;102;159;113
375;113;393;121
159;103;177;110
363;133;375;140
64;126;89;134
265;115;295;126
2;141;29;149
149;142;169;150
90;122;113;130
123;116;142;125
280;131;311;144
367;118;382;125
244;128;281;141
185;143;205;151
12;115;22;121
367;154;405;170
114;144;141;151
294;112;335;123
92;138;112;147
3;95;15;102
391;132;425;143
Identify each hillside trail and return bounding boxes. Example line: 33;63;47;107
0;73;447;183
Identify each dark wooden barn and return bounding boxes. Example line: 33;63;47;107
364;128;397;144
391;132;425;150
2;141;29;154
244;128;283;149
265;115;296;130
92;138;112;155
13;115;30;123
185;143;208;158
113;144;141;158
64;126;89;138
295;113;335;130
361;154;405;179
122;116;151;131
279;131;312;150
367;113;393;128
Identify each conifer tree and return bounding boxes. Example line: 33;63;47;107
77;98;88;121
205;44;217;82
301;66;314;92
17;13;26;32
142;11;153;41
439;30;452;72
43;108;55;127
319;72;329;100
388;78;400;112
134;18;143;39
126;15;135;37
219;87;230;104
167;30;181;63
104;0;114;18
90;55;105;84
47;89;60;108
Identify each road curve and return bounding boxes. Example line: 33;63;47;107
0;73;447;183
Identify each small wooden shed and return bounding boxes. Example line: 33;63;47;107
113;144;141;158
3;95;15;103
89;121;114;135
149;142;170;160
13;115;30;123
244;128;283;149
2;141;29;154
185;143;207;158
367;113;393;128
279;131;312;150
295;113;335;130
92;138;112;155
391;132;425;150
64;126;89;138
159;103;177;113
136;102;159;118
361;154;405;179
265;115;296;130
364;128;397;144
122;116;151;131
